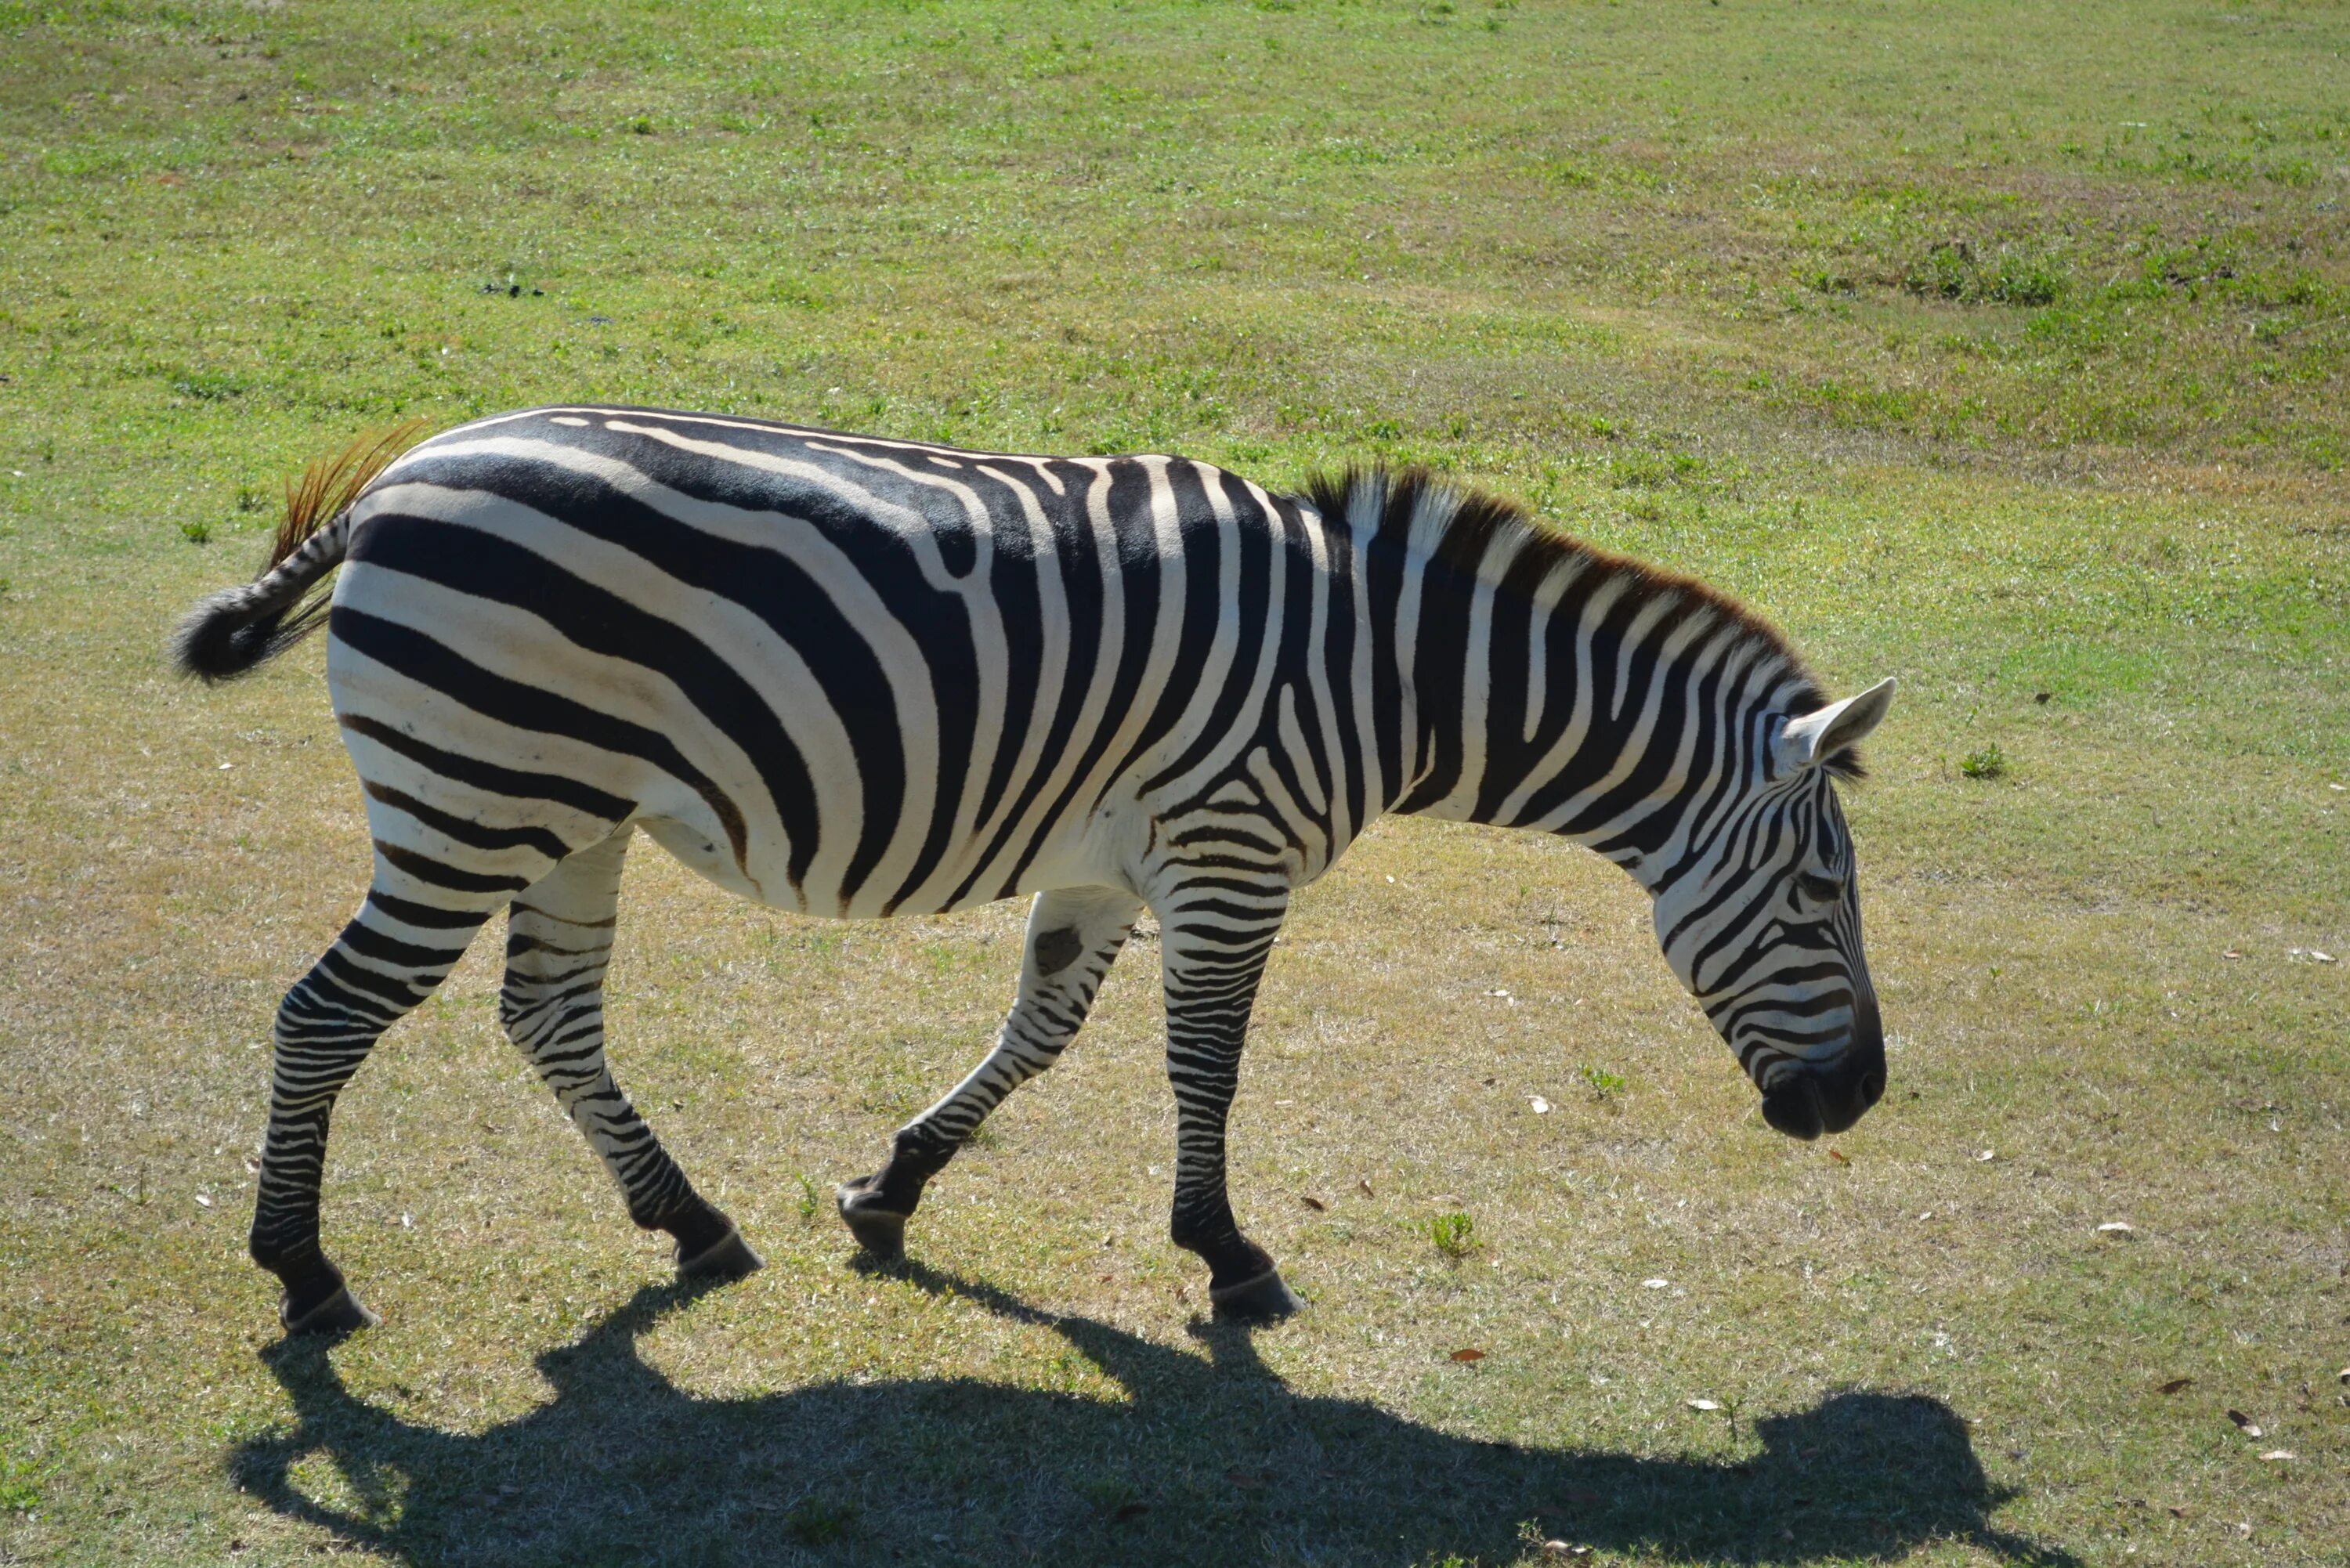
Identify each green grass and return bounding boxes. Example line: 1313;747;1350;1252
2;2;2346;1565
1428;1212;1479;1263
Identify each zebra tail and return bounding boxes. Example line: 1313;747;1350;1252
170;421;429;683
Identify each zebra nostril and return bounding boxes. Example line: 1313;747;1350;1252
1859;1068;1885;1107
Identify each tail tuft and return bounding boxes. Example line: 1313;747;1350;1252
168;420;429;684
170;584;333;683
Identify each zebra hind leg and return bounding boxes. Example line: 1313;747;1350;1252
837;885;1143;1259
499;828;762;1284
1157;885;1303;1320
251;886;497;1335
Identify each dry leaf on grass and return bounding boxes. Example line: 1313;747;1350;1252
1224;1471;1264;1490
1357;1178;1373;1198
2153;1377;2193;1395
1300;1194;1326;1212
1112;1502;1149;1523
2226;1411;2262;1437
2259;1450;2295;1461
1687;1398;1723;1411
1450;1347;1487;1363
1825;1147;1849;1164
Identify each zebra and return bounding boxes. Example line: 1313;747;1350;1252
174;405;1896;1334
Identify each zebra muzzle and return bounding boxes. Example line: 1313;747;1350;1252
1760;1076;1828;1140
1761;1054;1883;1140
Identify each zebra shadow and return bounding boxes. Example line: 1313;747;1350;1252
231;1266;2078;1567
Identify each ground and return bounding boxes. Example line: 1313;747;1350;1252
0;2;2345;1564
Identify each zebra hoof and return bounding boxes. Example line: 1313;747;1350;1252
835;1176;909;1259
678;1224;764;1283
1209;1267;1303;1321
281;1283;381;1337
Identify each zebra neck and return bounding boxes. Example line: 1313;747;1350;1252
1376;537;1802;893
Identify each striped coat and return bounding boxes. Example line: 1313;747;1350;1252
177;406;1894;1332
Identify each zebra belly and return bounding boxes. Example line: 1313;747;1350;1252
634;805;1141;920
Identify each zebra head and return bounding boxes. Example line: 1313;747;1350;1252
1647;677;1897;1140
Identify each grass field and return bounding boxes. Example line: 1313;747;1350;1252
2;2;2347;1563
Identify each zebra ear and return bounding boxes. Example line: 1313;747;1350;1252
1775;677;1896;775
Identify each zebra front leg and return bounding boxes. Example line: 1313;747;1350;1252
1158;883;1300;1319
253;888;492;1334
501;828;761;1283
838;884;1143;1258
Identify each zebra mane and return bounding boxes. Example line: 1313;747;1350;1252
1296;465;1864;779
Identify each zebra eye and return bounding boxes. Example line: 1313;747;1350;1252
1796;872;1843;905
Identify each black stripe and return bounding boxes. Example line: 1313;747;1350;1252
340;713;633;823
364;779;574;861
367;889;492;930
339;920;471;970
375;839;533;895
